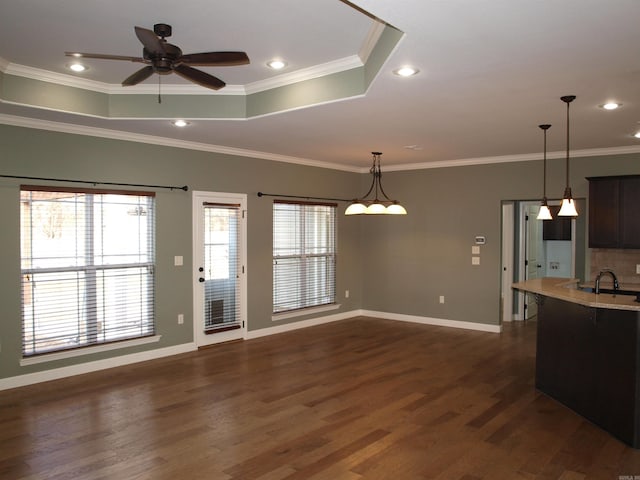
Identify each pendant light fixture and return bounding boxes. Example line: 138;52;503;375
536;124;553;220
345;152;407;215
558;95;578;217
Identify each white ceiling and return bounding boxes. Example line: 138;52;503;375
1;0;639;170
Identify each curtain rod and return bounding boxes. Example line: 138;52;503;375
0;174;188;191
257;191;350;202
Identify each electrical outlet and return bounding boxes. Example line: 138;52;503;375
178;314;184;325
345;290;350;298
439;295;445;304
636;264;640;275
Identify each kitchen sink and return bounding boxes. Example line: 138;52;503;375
580;286;640;302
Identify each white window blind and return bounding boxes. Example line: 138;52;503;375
20;186;156;357
273;200;336;314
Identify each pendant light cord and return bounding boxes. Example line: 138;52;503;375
565;100;570;189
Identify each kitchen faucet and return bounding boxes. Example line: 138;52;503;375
594;269;619;294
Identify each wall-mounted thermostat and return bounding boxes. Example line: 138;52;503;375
475;236;486;245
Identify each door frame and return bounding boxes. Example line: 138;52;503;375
501;202;515;323
192;191;247;347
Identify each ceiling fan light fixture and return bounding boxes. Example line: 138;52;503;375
64;24;250;91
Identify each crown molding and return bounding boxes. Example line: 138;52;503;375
3;54;364;97
385;145;640;172
0;113;359;172
244;55;363;95
359;20;386;63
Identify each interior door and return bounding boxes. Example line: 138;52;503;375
193;192;246;347
524;204;544;319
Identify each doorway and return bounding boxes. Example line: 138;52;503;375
501;199;582;323
192;191;247;347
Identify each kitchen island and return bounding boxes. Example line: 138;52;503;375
513;277;640;448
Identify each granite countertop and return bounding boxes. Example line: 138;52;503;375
512;277;640;312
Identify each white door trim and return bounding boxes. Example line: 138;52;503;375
501;202;515;323
192;191;248;347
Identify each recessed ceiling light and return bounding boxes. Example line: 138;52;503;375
172;119;190;127
634;131;640;139
393;66;419;77
68;63;87;72
267;59;287;70
403;145;423;151
601;102;622;110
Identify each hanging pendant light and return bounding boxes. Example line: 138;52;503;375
345;152;407;215
558;95;578;217
536;124;553;220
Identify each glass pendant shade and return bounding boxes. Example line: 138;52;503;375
559;192;578;217
386;203;408;215
537;202;552;220
365;202;387;214
345;202;367;215
344;152;407;216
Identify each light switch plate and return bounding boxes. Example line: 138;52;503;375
471;246;480;255
472;256;480;265
636;264;640;274
174;255;183;266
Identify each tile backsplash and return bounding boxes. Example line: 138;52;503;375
590;248;640;285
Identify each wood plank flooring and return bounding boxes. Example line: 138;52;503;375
1;317;639;479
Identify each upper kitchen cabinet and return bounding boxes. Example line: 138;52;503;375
587;175;640;248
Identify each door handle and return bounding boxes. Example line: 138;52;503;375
199;277;205;283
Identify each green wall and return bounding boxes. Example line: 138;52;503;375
0;124;362;380
1;122;639;381
359;153;640;326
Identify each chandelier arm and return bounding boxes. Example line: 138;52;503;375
357;175;376;201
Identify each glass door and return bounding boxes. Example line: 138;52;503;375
193;192;246;346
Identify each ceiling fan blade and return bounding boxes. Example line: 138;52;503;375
134;26;166;55
179;51;250;66
122;66;154;86
173;64;225;90
65;52;145;62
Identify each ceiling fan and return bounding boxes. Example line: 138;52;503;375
65;23;250;90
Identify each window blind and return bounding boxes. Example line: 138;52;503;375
273;200;336;314
20;186;156;356
202;203;242;331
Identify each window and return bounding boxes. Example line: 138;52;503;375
20;186;155;357
273;200;336;314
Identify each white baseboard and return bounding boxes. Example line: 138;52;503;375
247;309;357;339
0;342;197;391
359;310;502;333
1;310;501;390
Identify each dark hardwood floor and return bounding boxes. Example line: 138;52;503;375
1;317;639;479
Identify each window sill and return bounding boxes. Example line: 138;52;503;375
20;335;162;366
272;303;340;322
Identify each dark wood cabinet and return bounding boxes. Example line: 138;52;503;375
587;175;640;248
542;205;571;241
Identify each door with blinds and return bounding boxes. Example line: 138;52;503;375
193;192;246;347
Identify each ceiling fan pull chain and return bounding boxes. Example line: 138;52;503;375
158;75;162;104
